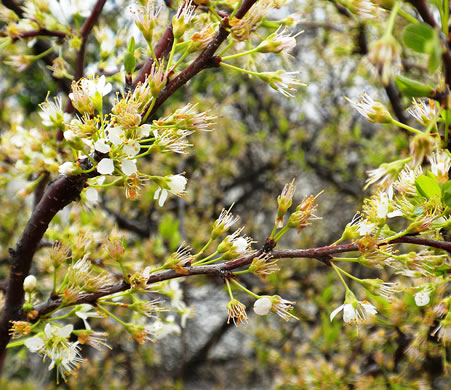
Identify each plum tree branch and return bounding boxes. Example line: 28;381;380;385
30;234;451;320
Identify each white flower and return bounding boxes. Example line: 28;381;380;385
408;99;437;126
415;288;432;306
330;300;377;325
253;297;272;315
257;26;299;54
259;70;305;98
121;159;137;176
23;275;37;292
345;93;392;123
59;162;78;175
154;174;187;207
429;150;451;182
39;96;68;127
94;139;111;154
89;75;112;98
357;218;377;236
97;158;115;175
24;323;83;383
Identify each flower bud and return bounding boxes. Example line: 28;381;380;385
23;275;37;292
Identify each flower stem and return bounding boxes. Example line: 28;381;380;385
391;119;424;135
231;278;261;299
222;48;259;61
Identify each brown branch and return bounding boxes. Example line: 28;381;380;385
142;0;259;119
0;152;101;355
66;0;107;113
6;29;68;41
132;24;175;89
30;235;451;321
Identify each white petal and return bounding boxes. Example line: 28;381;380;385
57;324;74;338
158;189;168;207
362;303;377;315
121;159;137;176
123;141;140;157
107;127;124;145
342;304;356;323
24;337;44;352
97;158;114;175
330;304;344;322
94;139;111;154
85;187;99;203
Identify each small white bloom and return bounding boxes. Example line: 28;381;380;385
154;174;187;207
23;275;37;292
253;297;272;316
97;158;115;175
121;159;137;176
415;289;431;306
330;300;377;325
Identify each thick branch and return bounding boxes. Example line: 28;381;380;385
31;235;450;320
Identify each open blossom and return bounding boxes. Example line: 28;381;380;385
364;157;411;190
211;207;240;239
256;26;300;54
154;174;187;207
217;228;254;258
230;0;271;41
172;0;196;39
59;161;79;175
429;150;451;183
345;92;392;123
132;1;161;42
24;324;83;383
408;99;437;126
249;254;279;279
39;96;71;128
348;0;381;19
258;70;305;98
69;75;112;114
330;297;377;326
276;179;295;227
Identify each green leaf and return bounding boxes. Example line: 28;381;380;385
403;23;435;53
395;75;434;97
128;36;135;53
441;180;451;207
124;52;136;73
415;174;441;199
427;28;443;72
